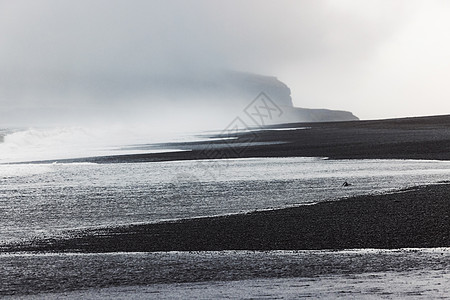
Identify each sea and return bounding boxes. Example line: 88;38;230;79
1;126;450;298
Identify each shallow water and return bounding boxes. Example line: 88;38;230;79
37;272;449;300
2;248;450;298
1;157;450;243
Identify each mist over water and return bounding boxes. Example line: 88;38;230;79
0;99;269;163
0;125;196;163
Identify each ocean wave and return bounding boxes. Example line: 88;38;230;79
0;126;191;163
0;127;99;163
0;128;17;144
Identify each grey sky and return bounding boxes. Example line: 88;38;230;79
1;0;450;124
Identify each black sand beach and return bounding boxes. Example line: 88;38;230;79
4;114;450;253
6;183;450;253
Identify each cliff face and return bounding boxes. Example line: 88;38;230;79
217;71;359;123
217;71;294;107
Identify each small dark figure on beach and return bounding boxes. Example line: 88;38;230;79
342;181;351;187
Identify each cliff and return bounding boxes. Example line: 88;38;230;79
214;71;359;123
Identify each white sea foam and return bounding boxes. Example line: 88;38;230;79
0;126;197;163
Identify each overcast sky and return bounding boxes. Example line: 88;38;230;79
1;0;450;123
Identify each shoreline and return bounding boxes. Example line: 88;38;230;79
6;183;450;253
16;114;450;164
3;114;450;253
